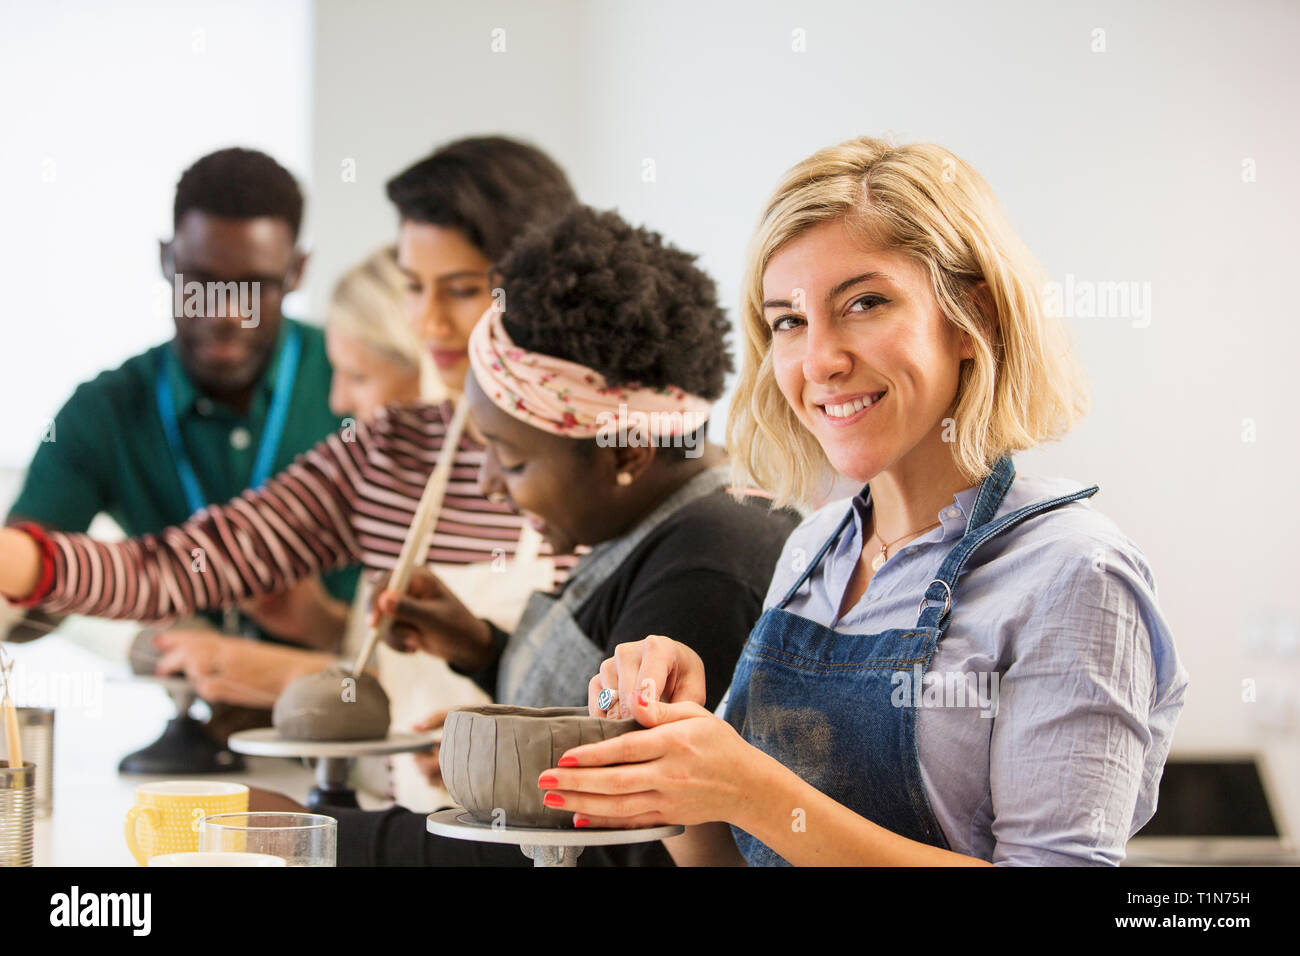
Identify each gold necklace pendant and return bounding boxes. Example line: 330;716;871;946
869;516;942;575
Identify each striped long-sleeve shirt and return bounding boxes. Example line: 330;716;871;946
27;401;573;622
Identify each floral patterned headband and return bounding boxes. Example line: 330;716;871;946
467;303;712;439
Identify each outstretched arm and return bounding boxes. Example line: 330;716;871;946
0;428;369;622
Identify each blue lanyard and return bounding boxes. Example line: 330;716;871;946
154;325;303;517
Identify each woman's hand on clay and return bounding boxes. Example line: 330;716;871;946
411;708;450;788
589;634;708;720
540;687;756;829
153;629;331;709
371;567;492;673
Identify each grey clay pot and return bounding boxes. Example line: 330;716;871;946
440;705;640;828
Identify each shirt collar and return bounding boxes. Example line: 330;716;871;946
939;485;982;541
167;318;294;419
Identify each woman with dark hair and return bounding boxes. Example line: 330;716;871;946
385;135;577;392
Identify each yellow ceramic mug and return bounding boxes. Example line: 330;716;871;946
123;781;249;865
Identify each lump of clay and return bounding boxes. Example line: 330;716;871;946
272;666;391;742
440;705;639;828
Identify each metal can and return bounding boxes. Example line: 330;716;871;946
0;761;35;867
0;708;52;818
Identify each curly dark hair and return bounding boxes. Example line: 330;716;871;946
173;147;304;238
496;206;732;400
386;136;577;263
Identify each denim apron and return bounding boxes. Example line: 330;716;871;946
723;455;1099;865
498;466;732;707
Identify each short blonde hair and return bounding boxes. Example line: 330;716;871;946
325;245;442;401
728;137;1089;508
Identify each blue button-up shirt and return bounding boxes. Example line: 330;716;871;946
724;471;1188;865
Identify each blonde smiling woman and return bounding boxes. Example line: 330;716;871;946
537;137;1190;866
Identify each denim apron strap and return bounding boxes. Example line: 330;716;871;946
917;459;1100;632
965;452;1019;531
777;509;855;608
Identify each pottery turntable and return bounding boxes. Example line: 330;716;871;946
426;807;681;867
227;726;438;809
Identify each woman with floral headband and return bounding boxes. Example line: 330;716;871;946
540;137;1190;866
315;204;799;865
364;204;798;723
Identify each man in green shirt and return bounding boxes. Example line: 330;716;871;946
5;147;359;672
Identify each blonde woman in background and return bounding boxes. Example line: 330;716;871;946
542;137;1190;866
324;244;442;418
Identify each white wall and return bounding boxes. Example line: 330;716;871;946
306;0;586;319
0;0;313;468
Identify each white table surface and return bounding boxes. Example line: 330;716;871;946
3;622;389;867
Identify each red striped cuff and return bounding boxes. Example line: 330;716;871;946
7;522;57;607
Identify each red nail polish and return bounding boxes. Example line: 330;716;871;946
637;693;649;707
557;755;578;767
574;816;590;828
543;792;564;808
537;775;558;789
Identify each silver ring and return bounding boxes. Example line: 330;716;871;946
597;687;617;712
917;579;953;621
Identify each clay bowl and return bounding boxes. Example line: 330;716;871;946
440;705;639;828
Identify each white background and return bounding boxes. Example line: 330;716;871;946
3;0;1298;835
0;0;313;467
